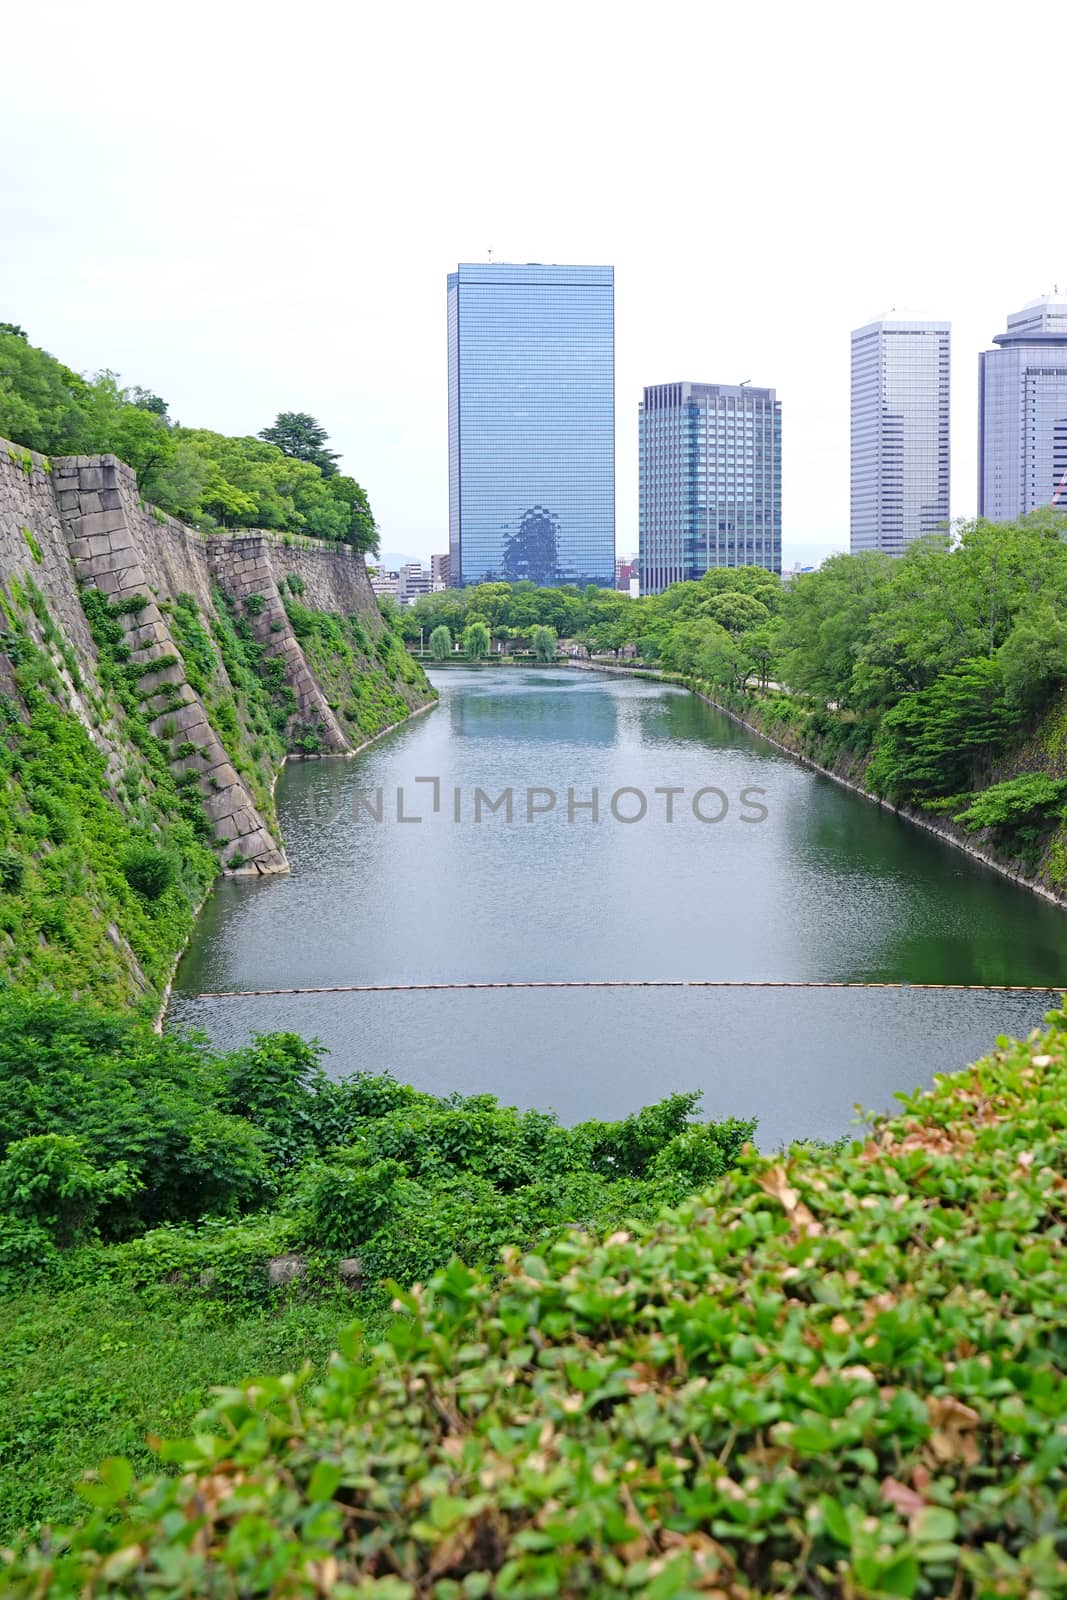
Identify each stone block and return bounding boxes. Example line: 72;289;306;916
213;812;240;841
267;1253;306;1287
95;571;124;596
138;663;185;695
78;492;103;515
58;490;81;512
148;702;203;738
100;489;122;510
81;548;134;578
338;1257;363;1291
78;467;107;492
203;760;240;790
78;510;128;539
69;538;93;560
202;780;242;816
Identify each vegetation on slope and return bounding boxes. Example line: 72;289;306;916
0;990;753;1538
281;588;431;741
3;1009;1067;1595
0;580;215;1011
0;556;429;1008
0;327;376;550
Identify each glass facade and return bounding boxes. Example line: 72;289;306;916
850;315;950;556
978;296;1067;520
447;263;615;588
638;382;781;593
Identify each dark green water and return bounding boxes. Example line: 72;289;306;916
169;668;1067;1148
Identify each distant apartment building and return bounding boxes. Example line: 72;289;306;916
431;552;450;590
398;563;432;606
369;568;399;600
447;261;615;588
638;382;781;594
979;294;1067;520
850;312;950;555
614;556;637;592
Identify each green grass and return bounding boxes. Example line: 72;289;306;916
0;1280;386;1540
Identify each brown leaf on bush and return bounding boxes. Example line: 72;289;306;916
926;1396;981;1465
756;1167;823;1237
881;1476;925;1516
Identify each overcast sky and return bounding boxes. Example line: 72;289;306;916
3;0;1062;567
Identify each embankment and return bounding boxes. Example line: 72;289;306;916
0;440;435;1012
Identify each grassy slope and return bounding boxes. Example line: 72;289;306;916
4;1013;1067;1596
0;574;430;1012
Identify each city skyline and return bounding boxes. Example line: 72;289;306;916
2;3;1063;568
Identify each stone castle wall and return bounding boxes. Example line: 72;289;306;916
0;440;398;875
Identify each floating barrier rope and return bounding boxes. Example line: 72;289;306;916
191;979;1065;998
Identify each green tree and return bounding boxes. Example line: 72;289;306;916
463;620;491;659
429;624;452;660
867;656;1013;802
258;412;340;477
703;590;770;635
530;624;557;662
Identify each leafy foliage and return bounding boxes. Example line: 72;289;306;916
428;624;452;660
953;773;1067;834
0;330;377;552
6;1016;1067;1594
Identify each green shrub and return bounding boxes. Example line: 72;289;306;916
293;1153;404;1252
119;844;177;901
8;1018;1067;1595
243;592;266;617
0;850;25;892
0;1135;135;1249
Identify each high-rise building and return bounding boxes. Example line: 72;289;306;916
979;294;1067;521
850;313;950;556
447;262;615;588
638;382;781;594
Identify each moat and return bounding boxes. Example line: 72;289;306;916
169;668;1067;1148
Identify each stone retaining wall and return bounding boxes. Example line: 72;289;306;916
51;455;288;875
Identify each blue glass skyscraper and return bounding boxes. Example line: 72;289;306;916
447;263;615;588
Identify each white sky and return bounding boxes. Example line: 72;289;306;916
2;0;1063;567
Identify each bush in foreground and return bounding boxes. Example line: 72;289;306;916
5;1016;1067;1596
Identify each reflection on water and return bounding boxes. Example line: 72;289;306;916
170;668;1067;1144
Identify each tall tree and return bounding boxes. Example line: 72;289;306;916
258;413;340;477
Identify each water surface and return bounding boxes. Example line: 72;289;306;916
170;669;1066;1147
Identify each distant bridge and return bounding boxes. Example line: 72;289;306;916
191;979;1064;998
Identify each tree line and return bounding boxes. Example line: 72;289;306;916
409;514;1067;818
0;325;377;551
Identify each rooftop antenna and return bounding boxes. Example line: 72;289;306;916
739;378;751;387
488;247;493;262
